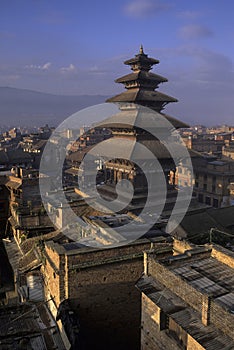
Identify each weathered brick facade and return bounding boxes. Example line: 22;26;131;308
137;243;234;349
42;239;172;349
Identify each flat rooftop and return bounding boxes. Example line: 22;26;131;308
137;275;234;350
158;246;234;313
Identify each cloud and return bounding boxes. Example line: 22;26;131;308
41;62;51;70
124;0;172;18
25;62;51;70
151;46;234;126
178;24;214;40
88;65;107;75
60;64;76;73
155;45;233;84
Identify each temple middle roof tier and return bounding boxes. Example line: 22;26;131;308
106;88;177;107
115;71;168;89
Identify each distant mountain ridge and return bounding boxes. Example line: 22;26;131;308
0;87;109;126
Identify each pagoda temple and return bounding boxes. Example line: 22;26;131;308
96;46;191;214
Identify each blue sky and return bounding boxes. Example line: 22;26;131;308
1;0;234;124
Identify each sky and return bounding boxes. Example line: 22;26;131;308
1;0;234;125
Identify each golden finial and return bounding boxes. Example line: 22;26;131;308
139;44;144;54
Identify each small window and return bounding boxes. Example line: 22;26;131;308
198;194;203;203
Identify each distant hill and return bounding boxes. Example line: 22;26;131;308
0;87;109;126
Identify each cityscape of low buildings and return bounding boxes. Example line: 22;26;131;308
0;48;234;350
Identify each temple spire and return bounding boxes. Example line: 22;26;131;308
139;44;144;55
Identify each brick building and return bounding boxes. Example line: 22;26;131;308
5;167;53;242
193;157;234;208
137;241;234;349
42;237;172;349
223;145;234;160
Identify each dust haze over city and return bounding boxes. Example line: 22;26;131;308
0;1;234;350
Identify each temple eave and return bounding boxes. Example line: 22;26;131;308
115;72;168;84
124;56;159;66
161;113;190;129
106;90;178;104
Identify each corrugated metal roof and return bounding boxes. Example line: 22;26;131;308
30;335;47;350
216;292;234;311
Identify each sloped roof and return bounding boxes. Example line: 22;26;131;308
31;139;47;150
95;108;188;131
161;113;189;129
67;145;95;163
5;180;22;189
106;88;177;104
176;206;234;239
115;71;168;84
179;210;221;237
18;249;41;273
87;137;192;162
207;206;234;232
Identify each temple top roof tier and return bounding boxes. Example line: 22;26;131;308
124;45;159;72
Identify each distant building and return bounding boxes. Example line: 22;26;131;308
8;127;21;140
0;148;33;170
4;167;53;242
0;175;9;232
223;145;234;160
68;126;111;153
190;137;225;157
193;157;234;207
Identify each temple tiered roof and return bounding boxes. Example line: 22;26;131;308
106;45;179;115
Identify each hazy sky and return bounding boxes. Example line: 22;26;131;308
1;0;234;125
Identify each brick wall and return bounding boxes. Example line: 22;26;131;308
68;258;142;349
211;245;234;269
43;243;64;307
210;300;234;339
43;240;172;349
141;294;181;350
